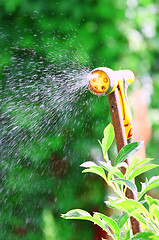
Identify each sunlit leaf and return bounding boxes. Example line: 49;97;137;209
115;141;144;166
128;164;158;180
139;176;159;199
80;161;97;168
117;212;129;228
82;166;107;181
149;236;159;240
126;155;140;177
118;200;150;216
80;161;107;181
150;237;159;240
93;212;120;239
149;204;159;223
61;209;106;231
105;197;121;210
107;168;124;182
132;232;155;239
61;209;91;219
129;210;148;228
105;199;149;221
117;162;128;169
99;161;112;172
135;158;154;168
113;178;137;198
62;209;116;238
123;229;130;240
100;123;114;159
145;195;159;207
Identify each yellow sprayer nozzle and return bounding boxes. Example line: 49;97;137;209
88;67;135;140
89;70;110;95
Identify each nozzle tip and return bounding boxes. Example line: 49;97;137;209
88;70;110;95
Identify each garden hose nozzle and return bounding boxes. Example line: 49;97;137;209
88;67;134;140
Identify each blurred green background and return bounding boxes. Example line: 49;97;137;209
1;0;159;239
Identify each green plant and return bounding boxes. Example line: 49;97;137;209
62;123;159;240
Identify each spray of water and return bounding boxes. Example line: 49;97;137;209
0;14;108;239
1;38;96;165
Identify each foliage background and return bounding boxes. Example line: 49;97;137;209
1;0;159;239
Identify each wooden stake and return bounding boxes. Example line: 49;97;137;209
108;88;142;234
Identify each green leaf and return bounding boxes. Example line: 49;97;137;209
150;235;159;240
139;176;159;199
100;123;115;159
82;166;107;181
126;157;154;179
61;209;91;219
80;161;107;181
145;195;159;223
105;200;148;227
135;158;154;168
129;210;148;227
93;212;120;239
148;202;159;223
126;155;140;177
128;156;153;175
115;141;144;166
99;161;112;172
105;198;120;210
123;229;130;240
117;162;128;169
149;236;159;240
80;161;97;168
119;200;150;216
113;178;138;198
62;210;116;238
105;199;149;225
107;167;124;182
61;209;106;231
117;212;129;228
145;195;159;207
128;164;158;180
93;213;114;238
132;232;155;239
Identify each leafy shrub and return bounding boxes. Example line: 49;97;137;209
62;123;159;240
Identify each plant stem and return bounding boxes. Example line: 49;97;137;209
108;181;125;200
